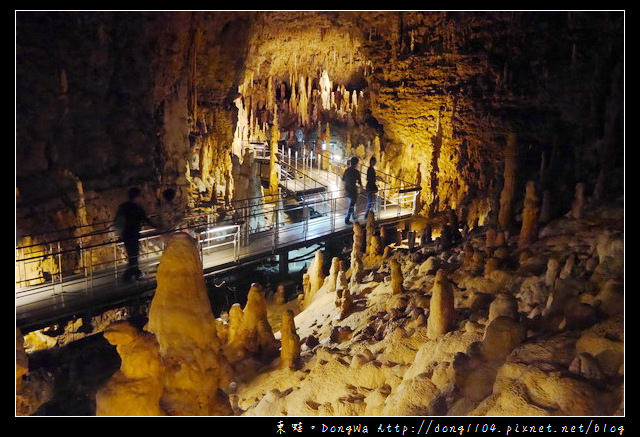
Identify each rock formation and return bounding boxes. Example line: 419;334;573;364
145;233;232;415
301;251;325;308
481;316;525;361
518;181;539;249
280;310;301;370
96;322;165;416
227;284;279;362
426;269;455;339
16;328;53;416
498;133;517;232
390;258;404;295
326;257;341;293
570;183;586;219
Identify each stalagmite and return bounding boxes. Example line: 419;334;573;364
96;322;165;416
390;258;404;294
227;303;244;344
350;256;364;288
498;133;517;231
336;269;348;293
309;251;325;295
269;108;280;193
481;316;525;361
570;183;586;219
280;310;301;370
488;293;519;322
228;284;279;361
340;288;354;320
322;123;331;170
274;284;286;305
326;257;341;293
518;181;539;250
301;251;325;308
351;222;364;270
427;269;455;339
145;233;232;415
365;211;376;242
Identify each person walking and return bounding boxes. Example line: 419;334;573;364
114;187;155;282
342;156;362;225
364;156;382;218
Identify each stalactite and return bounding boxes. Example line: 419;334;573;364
320;70;332;110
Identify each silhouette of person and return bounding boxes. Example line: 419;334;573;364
364;156;382;217
342;156;362;225
114;187;155;282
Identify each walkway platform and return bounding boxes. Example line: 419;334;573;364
16;198;413;331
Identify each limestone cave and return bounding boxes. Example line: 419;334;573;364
15;11;624;418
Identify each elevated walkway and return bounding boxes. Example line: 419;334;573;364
16;143;421;331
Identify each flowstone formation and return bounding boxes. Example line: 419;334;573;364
235;199;624;417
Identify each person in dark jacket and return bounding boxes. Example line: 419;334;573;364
364;156;382;218
114;187;155;282
342;156;362;225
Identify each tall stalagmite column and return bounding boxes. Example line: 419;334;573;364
280;310;301;370
322;122;331;170
498;133;518;231
518;181;540;250
269;107;280;194
427;269;455;339
146;233;232;416
570;182;586;219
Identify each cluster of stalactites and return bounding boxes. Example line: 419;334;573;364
234;69;363;148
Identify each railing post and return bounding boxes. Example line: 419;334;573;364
114;242;118;285
199;231;204;261
303;199;309;238
331;197;336;233
89;246;94;291
57;241;62;294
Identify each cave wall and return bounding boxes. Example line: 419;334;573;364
231;11;623;225
16;11;623;241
